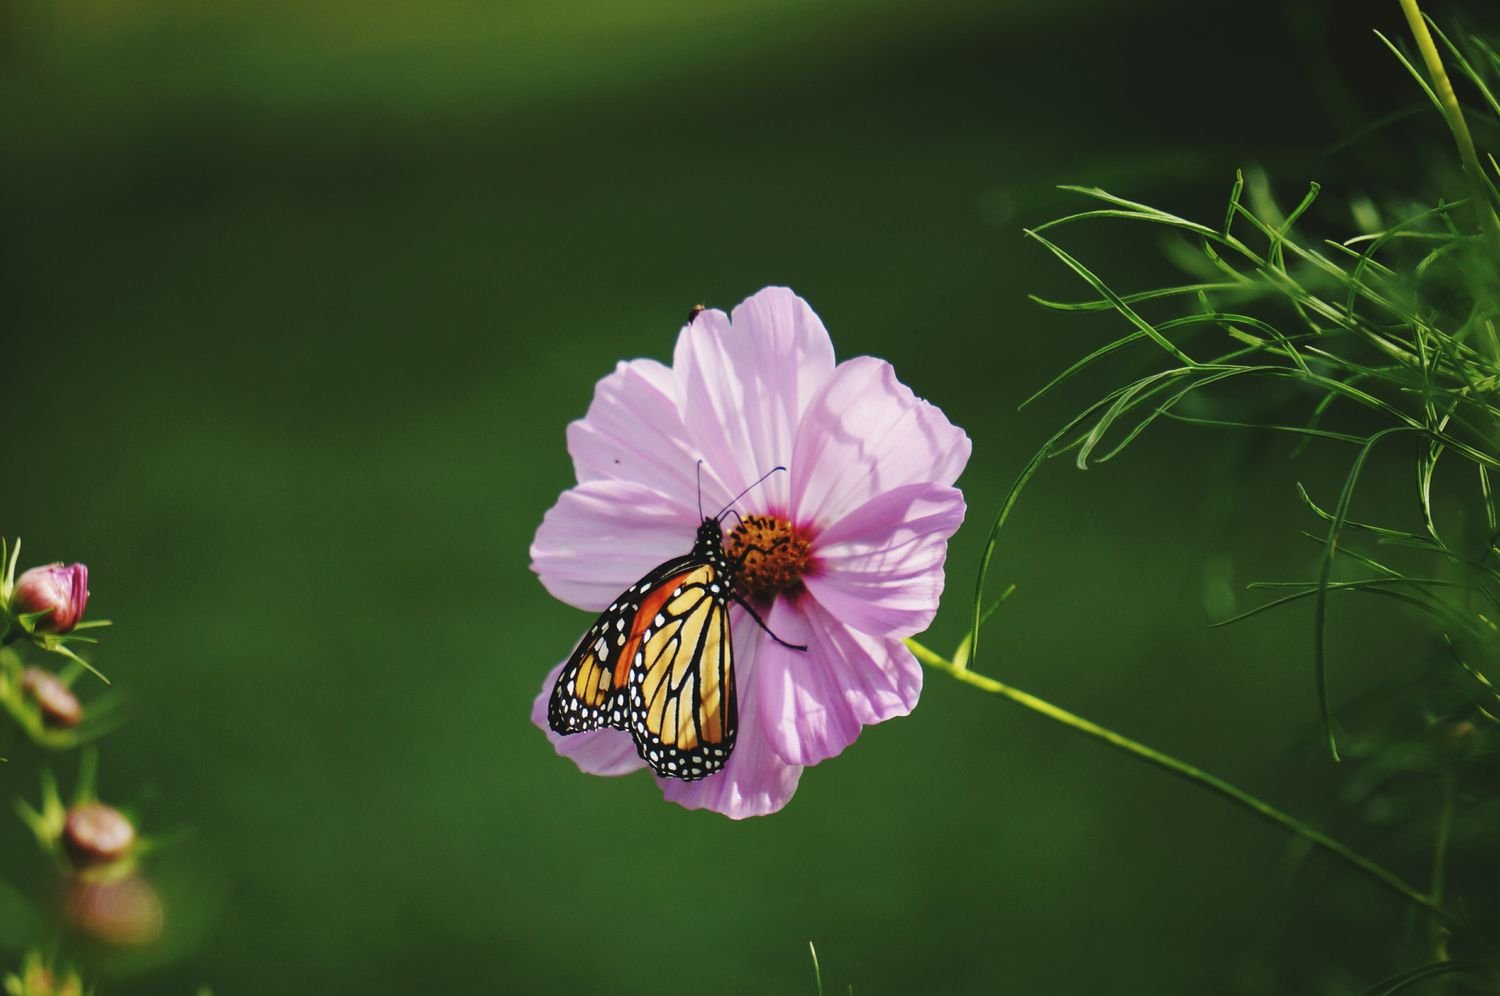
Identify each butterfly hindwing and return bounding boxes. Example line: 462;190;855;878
626;562;737;781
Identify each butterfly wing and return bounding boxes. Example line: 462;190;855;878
625;562;737;781
547;555;695;735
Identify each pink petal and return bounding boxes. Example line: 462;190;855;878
531;662;647;777
530;480;697;611
658;617;803;818
567;358;727;502
789;356;971;529
757;596;922;766
673;288;836;515
803;482;966;638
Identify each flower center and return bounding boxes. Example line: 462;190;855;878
726;514;812;600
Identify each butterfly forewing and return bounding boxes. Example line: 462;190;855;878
547;556;693;734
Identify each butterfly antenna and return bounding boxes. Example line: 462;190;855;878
696;459;704;521
715;466;787;521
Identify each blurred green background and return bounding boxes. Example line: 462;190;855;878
1;0;1481;992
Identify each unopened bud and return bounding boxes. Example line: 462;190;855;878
62;804;135;867
62;874;163;946
1439;719;1481;757
10;564;89;634
20;668;81;728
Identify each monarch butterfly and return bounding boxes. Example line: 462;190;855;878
547;468;804;781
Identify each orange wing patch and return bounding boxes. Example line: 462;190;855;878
613;565;715;687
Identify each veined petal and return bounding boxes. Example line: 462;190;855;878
530;480;696;611
531;662;647;777
758;596;922;766
658;619;803;818
803;482;966;638
674;288;836;515
789;356;971;529
567;358;723;501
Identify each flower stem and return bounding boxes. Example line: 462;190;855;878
1429;771;1456;962
1398;0;1500;253
907;637;1451;922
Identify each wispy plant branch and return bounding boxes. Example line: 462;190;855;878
908;639;1450;921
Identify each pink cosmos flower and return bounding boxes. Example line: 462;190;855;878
530;286;970;818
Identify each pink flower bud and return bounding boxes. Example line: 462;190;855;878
63;874;163;946
62;803;136;866
21;667;82;727
10;563;89;634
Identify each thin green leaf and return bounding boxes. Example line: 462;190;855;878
1269;181;1321;272
1314;427;1418;760
1374;29;1445;116
45;644;109;686
1222;169;1244;239
1028;281;1244;313
1023;229;1199;366
952;584;1016;670
1481;463;1496;531
1446;636;1500;706
1166;413;1370;445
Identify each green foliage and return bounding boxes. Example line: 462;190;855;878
969;11;1500;990
1022;168;1500;760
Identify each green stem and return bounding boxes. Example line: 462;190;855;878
1398;0;1500;253
908;637;1452;922
1430;771;1456;962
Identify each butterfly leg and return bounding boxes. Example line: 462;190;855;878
731;538;790;570
731;592;808;652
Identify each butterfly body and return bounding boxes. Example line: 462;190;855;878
548;517;739;781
